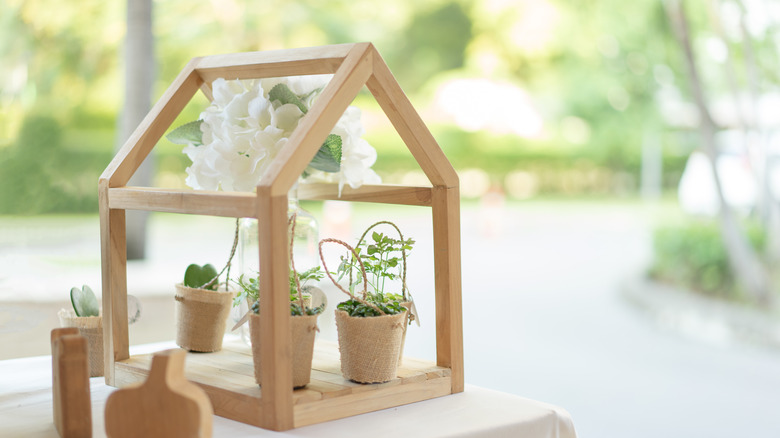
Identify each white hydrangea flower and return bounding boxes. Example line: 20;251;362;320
183;76;381;193
304;106;382;193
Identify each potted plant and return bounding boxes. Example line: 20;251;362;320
348;221;417;364
235;217;325;388
235;267;325;388
320;238;408;384
174;263;234;352
58;285;103;377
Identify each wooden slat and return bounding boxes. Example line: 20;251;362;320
431;186;465;393
365;47;459;188
293;377;452;429
297;183;432;206
305;371;356;400
103;59;204;187
199;81;214;102
256;188;294;430
99;180;129;385
260;42;374;197
108;187;257;218
194;44;354;82
195;381;264;428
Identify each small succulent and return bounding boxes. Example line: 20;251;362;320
70;285;99;317
184;263;219;291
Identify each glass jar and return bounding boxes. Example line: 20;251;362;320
233;185;320;344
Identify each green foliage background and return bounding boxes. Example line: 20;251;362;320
2;0;775;213
650;220;767;301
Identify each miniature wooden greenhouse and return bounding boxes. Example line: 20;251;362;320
99;42;463;431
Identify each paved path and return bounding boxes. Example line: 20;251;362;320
2;200;779;437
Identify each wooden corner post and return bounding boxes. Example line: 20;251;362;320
99;178;129;384
256;187;294;430
431;185;464;393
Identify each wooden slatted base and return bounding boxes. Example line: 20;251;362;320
114;339;453;429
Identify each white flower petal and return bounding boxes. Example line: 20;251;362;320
271;104;304;132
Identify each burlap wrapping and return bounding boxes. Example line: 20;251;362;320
249;313;318;388
174;284;233;352
335;308;407;383
58;309;103;377
398;301;413;366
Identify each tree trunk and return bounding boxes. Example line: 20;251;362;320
664;0;773;305
118;0;155;260
732;0;780;264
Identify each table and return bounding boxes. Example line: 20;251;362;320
0;344;577;438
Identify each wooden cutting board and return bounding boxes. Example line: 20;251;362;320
104;349;212;438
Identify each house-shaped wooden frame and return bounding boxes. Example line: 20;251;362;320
99;42;463;431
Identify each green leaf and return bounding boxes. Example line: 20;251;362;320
166;120;204;146
70;285;99;317
184;263;219;290
308;134;342;173
269;83;307;114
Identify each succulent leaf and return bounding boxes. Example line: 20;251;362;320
184;263;219;290
70;285;99;317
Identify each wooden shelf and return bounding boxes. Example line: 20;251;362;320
114;339;452;429
107;183;434;218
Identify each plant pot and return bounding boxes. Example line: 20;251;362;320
174;284;233;352
58;309;103;377
335;308;408;383
249;312;319;388
397;301;414;366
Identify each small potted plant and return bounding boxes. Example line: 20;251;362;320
349;221;417;364
58;285;103;377
236;265;325;388
175;263;234;352
320;238;408;384
235;216;325;389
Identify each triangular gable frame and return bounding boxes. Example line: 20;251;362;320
99;43;462;431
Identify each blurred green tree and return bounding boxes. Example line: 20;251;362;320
3;0;779;214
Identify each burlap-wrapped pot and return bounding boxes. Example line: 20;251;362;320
58;309;103;377
335;308;408;383
351;221;415;369
174;284;233;352
249;312;319;388
397;301;414;366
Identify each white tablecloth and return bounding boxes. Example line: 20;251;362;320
0;346;576;438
